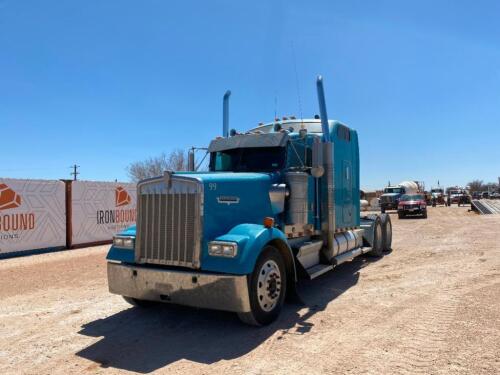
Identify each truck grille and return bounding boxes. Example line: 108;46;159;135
135;175;203;268
381;196;393;203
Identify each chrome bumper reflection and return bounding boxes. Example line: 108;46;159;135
107;262;251;313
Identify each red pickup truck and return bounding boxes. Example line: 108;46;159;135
398;194;427;219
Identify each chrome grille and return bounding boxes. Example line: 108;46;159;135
135;175;203;268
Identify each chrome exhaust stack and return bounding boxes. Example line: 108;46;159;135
188;148;195;171
316;76;337;256
316;76;330;142
223;90;231;137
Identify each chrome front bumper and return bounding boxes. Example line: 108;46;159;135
107;262;251;313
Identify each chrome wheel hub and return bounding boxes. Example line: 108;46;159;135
257;259;282;312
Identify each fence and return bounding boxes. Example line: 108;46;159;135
0;178;136;258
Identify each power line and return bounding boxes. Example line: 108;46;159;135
70;164;80;181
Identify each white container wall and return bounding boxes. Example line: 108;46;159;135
0;179;66;255
71;181;136;246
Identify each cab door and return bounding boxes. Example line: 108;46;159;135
342;160;353;224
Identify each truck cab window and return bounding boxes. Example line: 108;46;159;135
209;146;286;172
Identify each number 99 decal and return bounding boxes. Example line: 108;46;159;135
209;183;217;191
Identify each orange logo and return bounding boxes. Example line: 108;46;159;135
0;183;21;211
115;186;131;207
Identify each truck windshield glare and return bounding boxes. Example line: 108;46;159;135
209;146;286;172
385;188;402;193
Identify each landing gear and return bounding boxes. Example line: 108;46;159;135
238;246;287;326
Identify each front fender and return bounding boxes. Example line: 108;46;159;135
106;225;136;263
201;224;291;275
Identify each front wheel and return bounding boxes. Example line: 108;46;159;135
238;246;287;326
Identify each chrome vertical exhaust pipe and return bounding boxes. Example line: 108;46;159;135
223;90;231;137
316;76;330;143
316;75;336;256
188;148;195;171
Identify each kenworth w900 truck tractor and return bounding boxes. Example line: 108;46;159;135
106;76;392;326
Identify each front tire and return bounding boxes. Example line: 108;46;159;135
238;246;287;326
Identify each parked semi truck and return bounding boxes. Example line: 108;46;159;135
379;181;421;213
106;76;393;326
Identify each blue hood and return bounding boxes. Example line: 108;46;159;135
177;172;280;240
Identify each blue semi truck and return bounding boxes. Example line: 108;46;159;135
106;76;392;326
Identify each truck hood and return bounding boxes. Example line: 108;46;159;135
176;172;278;240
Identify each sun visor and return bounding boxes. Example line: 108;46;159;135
208;132;289;152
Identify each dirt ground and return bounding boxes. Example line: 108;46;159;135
0;206;499;375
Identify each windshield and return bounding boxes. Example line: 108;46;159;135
401;194;424;201
431;189;443;193
209;147;286;172
384;187;403;194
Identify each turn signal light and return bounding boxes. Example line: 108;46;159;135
263;217;275;228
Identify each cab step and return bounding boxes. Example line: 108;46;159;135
296;240;323;270
305;264;333;279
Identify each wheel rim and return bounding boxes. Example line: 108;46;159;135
257;259;282;312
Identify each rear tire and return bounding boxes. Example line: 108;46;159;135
398;212;404;219
381;207;386;214
422;210;428;219
367;216;384;257
379;213;392;252
238;246;287;326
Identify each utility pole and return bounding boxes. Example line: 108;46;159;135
70;164;80;181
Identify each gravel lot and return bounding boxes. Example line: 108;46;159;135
0;206;499;374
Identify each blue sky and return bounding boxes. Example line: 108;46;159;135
1;0;499;190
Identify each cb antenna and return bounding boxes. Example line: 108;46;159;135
291;41;303;124
274;92;278;123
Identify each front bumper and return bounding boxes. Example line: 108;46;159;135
399;207;425;215
107;262;251;313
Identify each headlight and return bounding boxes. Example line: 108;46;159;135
208;241;238;258
421;205;426;209
113;236;135;249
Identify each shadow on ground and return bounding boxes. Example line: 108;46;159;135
76;256;381;373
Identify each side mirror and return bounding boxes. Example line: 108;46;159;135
311;139;324;178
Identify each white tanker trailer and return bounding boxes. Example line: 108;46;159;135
398;181;420;195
